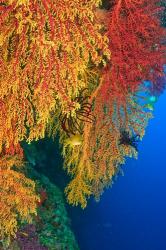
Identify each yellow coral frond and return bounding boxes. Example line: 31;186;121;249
0;166;39;243
65;174;92;209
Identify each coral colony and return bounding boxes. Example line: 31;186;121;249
0;0;165;248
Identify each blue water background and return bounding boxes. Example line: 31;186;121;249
67;91;166;250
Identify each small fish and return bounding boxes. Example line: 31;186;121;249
145;103;154;111
148;95;158;103
65;134;83;146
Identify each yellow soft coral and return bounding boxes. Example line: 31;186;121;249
0;0;110;152
0;154;39;245
61;79;153;207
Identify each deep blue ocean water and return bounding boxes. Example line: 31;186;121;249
67;91;166;250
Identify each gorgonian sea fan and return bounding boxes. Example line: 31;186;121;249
103;0;166;95
63;76;153;208
0;166;39;242
0;0;165;220
0;0;109;103
0;0;110;146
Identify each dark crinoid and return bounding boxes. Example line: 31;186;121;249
150;74;166;96
60;88;95;136
119;130;140;151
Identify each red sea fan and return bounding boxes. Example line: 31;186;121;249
0;0;108;108
103;0;166;96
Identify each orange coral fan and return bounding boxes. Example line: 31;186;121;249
63;78;153;207
0;0;164;216
0;0;111;240
0;153;39;244
0;0;110;148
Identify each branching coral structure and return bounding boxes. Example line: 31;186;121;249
0;0;165;244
